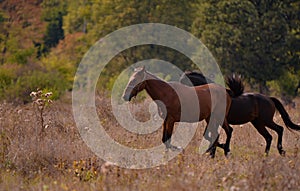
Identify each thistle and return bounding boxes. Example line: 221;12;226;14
30;89;53;134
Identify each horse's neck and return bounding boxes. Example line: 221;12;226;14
144;72;170;101
144;72;161;81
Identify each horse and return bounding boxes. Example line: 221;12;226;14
180;71;300;156
122;66;233;157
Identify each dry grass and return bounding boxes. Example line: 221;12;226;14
1;93;300;191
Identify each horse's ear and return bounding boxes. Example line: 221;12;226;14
134;66;145;72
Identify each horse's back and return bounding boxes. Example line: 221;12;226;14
252;93;276;118
167;82;228;121
228;94;257;124
228;93;275;124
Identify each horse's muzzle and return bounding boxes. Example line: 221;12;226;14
122;94;131;101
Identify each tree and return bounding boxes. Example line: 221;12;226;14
63;0;197;89
41;0;67;53
192;0;299;94
63;0;93;34
0;11;8;64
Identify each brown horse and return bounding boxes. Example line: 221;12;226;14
122;67;233;157
180;71;300;156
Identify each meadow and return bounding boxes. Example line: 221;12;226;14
1;93;300;191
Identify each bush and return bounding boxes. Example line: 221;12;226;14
41;54;75;87
0;66;17;90
7;48;35;65
0;70;68;103
267;70;299;104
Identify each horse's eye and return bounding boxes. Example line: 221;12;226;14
131;79;137;84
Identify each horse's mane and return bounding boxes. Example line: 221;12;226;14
226;74;244;97
184;71;208;78
181;71;215;84
145;70;164;81
181;71;244;97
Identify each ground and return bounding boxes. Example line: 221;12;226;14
0;93;300;190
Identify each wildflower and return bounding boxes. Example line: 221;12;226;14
30;92;37;98
37;90;43;96
30;89;54;132
35;99;44;106
45;92;53;98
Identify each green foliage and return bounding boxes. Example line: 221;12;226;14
0;0;299;103
192;0;299;94
41;53;75;88
0;71;67;103
7;48;35;65
63;0;92;34
62;0;300;97
0;65;16;90
0;12;4;23
42;0;67;52
65;0;198;93
0;11;6;48
268;70;300;98
43;19;64;49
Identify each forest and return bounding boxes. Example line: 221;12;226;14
0;0;299;103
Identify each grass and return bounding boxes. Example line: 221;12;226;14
1;93;300;190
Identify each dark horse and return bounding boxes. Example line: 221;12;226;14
180;71;300;156
123;67;233;157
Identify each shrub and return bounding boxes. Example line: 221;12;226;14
7;48;35;65
0;66;17;90
1;70;68;103
267;70;299;101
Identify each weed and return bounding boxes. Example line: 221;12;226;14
30;89;53;135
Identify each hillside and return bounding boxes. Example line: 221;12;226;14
0;0;299;103
0;0;45;55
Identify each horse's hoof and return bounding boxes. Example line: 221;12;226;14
166;144;183;152
202;151;215;159
264;152;269;157
280;150;286;156
225;152;231;158
170;145;183;152
209;149;216;158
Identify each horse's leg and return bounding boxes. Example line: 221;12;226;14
266;121;285;156
251;119;272;155
204;132;219;158
162;119;171;149
162;117;181;151
222;120;233;156
205;116;232;157
208;141;217;158
203;118;219;158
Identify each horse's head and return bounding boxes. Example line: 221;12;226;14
122;66;147;101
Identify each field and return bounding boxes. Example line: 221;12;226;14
1;93;300;191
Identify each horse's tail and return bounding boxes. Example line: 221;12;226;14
270;97;300;131
226;74;244;97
